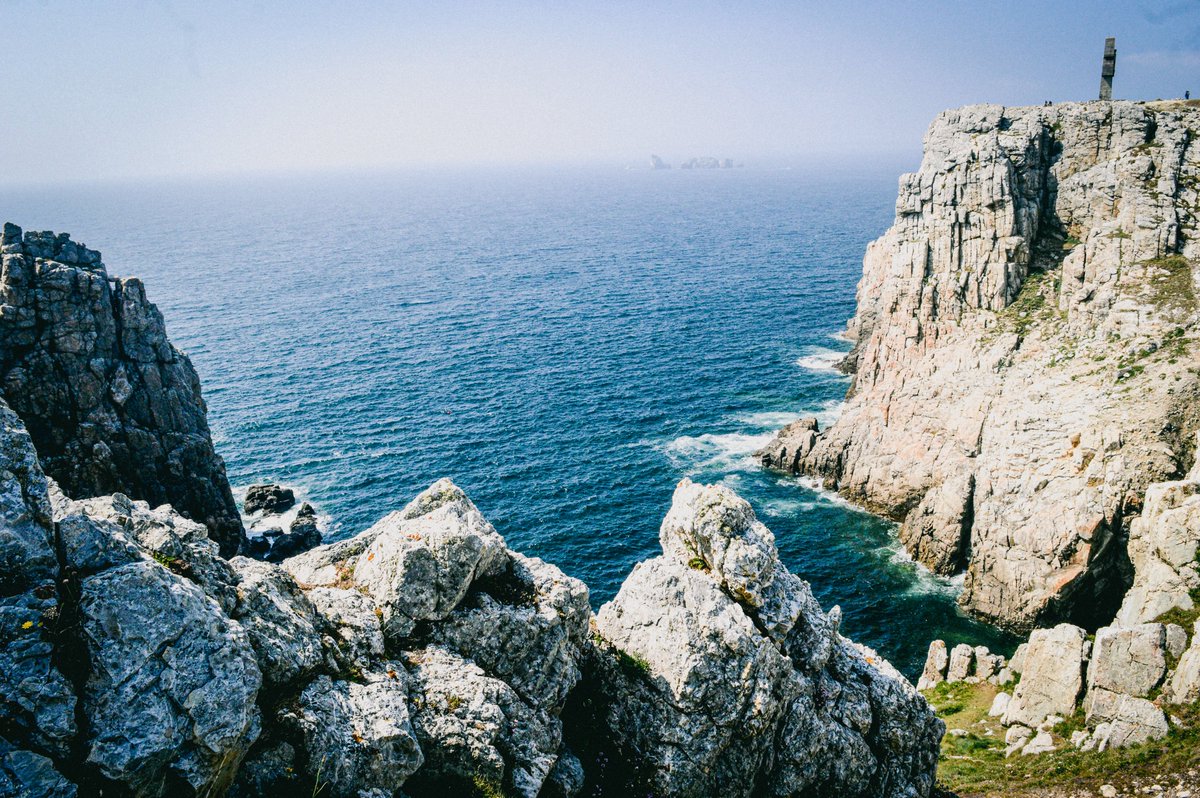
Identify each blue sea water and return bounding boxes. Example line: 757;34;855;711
7;164;1016;676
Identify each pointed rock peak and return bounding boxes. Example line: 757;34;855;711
659;478;781;610
400;478;474;520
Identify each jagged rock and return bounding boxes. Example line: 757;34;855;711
989;692;1011;717
1003;623;1086;728
0;739;75;798
542;747;584;798
348;483;509;641
974;646;1004;681
0;224;245;556
947;643;974;682
1085;688;1169;749
0;400;76;759
1164;621;1200;704
426;552;590;711
756;417;819;472
243;484;295;516
225;741;301;798
404;646;558;798
228;557;332;690
276;667;422;798
582;479;942;798
917;639;948;689
306;587;385;668
766;103;1200;630
1116;458;1200;626
898;473;974;576
79;560;261;796
1010;642;1030;674
60;492;241;613
1085;623;1167;700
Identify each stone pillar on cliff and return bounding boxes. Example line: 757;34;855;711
1099;37;1116;101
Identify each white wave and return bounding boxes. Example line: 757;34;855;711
664;430;774;474
795;346;849;375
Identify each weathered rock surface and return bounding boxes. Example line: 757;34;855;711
574;479;942;798
243;484;295;516
1085;623;1167;700
1003;623;1086;728
1116;446;1200;626
762;102;1200;630
0;223;245;556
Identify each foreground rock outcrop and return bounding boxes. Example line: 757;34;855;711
568;480;943;797
0;385;942;796
0;223;245;556
760;100;1200;631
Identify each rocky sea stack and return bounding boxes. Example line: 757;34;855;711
0;230;940;796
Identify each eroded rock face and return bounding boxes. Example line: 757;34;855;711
1003;624;1086;728
575;479;942;798
763;102;1200;630
0;223;245;556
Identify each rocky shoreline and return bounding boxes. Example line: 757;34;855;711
0;224;941;796
759;99;1200;634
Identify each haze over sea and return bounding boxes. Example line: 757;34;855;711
9;163;1016;676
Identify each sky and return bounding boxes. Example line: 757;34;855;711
2;0;1199;184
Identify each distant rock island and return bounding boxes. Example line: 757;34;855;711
649;154;743;170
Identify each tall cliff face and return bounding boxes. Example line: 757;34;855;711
0;223;245;556
764;100;1200;631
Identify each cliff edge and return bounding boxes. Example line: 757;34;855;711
761;100;1200;632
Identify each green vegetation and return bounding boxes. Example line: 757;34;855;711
471;774;506;798
1062;236;1081;250
1107;229;1132;240
995;269;1061;337
1142;255;1197;314
616;648;652;678
927;679;1200;797
447;694;464;712
687;556;710;572
1155;587;1200;637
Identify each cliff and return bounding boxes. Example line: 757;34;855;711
0;227;943;796
761;100;1200;632
0;223;245;556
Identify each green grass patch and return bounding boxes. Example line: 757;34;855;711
1142;255;1197;314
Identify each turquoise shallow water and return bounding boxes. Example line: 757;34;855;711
8;164;1016;676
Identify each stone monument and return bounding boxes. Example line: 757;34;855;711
1099;37;1116;101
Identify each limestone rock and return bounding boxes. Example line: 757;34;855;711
581;479;942;798
1164;621;1200;704
426;551;590;711
1116;467;1200;626
765;103;1200;629
988;692;1011;717
917;639;948;690
79;560;261;796
404;646;559;798
306;587;385;668
756;417;819;472
228;557;332;690
1085;688;1169;749
1085;623;1167;700
947;643;974;682
1021;729;1056;755
349;484;509;642
1003;623;1086;728
0;224;245;555
277;667;422;798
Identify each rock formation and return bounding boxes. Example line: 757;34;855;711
0;223;245;556
0;381;943;796
568;479;943;798
760;101;1200;631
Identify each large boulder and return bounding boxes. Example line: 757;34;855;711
1164;621;1200;704
78;560;262;796
0;224;245;556
276;667;422;798
1002;623;1086;728
1085;689;1169;749
1084;624;1167;701
578;479;942;798
917;640;948;690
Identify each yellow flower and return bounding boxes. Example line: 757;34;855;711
21;620;34;630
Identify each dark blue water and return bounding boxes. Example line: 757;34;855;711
6;165;1015;676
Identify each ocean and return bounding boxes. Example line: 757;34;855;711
7;163;1016;677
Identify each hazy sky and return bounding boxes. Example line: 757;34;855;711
3;0;1199;184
